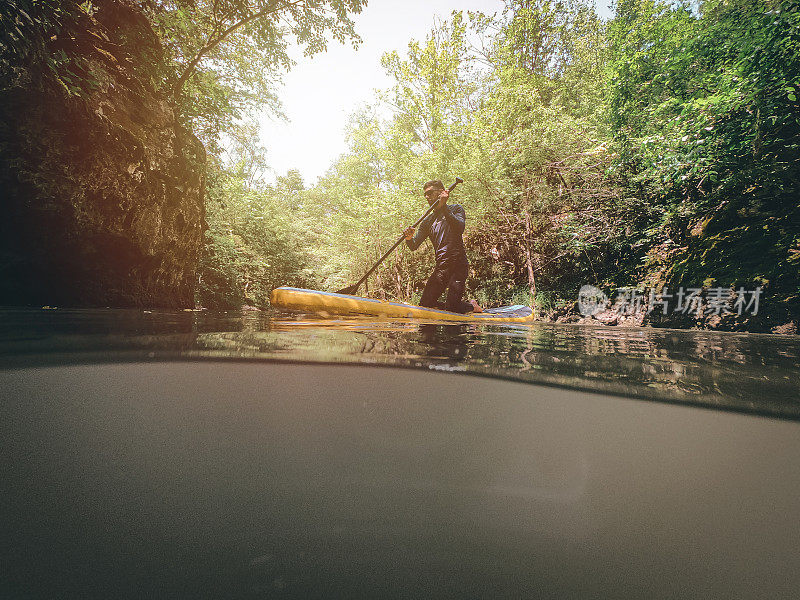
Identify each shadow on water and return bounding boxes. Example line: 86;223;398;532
0;307;798;419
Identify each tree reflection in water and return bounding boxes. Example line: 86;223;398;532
0;307;797;419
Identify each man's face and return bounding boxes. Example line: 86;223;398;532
423;186;443;206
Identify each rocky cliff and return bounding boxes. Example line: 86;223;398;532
0;0;204;308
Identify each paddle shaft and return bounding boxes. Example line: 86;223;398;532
338;179;462;295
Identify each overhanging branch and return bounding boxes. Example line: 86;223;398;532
172;0;307;97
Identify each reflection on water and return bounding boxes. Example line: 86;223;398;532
1;307;798;419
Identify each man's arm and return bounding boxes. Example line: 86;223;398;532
404;213;434;250
440;203;465;236
431;189;465;235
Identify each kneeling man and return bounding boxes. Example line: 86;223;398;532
404;179;482;313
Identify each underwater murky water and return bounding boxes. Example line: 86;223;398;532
1;306;798;419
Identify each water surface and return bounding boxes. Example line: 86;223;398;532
1;306;798;420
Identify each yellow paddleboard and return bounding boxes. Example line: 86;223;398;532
270;287;535;323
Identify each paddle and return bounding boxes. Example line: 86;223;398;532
336;177;463;296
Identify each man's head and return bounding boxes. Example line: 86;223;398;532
423;180;444;205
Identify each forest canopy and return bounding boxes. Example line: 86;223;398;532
3;0;797;327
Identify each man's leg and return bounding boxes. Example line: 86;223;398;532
444;261;474;314
419;267;448;309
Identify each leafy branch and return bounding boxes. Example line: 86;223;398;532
171;0;306;97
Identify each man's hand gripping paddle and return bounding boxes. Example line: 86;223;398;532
336;177;463;296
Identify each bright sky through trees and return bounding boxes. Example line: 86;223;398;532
259;0;614;184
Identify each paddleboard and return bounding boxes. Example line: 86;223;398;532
270;287;535;323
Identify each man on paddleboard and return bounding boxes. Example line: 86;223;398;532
404;180;483;314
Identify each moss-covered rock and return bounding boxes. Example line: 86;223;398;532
0;0;204;307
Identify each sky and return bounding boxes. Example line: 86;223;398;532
258;0;614;185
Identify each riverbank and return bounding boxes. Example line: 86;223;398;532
540;296;799;335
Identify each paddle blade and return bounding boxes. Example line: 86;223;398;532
336;285;358;296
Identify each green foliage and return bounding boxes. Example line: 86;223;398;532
297;2;615;309
12;0;793;319
379;11;479;161
198;150;321;308
144;0;367;150
0;0;96;96
606;0;800;302
286;0;795;323
305;15;484;300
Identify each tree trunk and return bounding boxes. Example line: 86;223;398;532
522;199;537;308
394;258;403;300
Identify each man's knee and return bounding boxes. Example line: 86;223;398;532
420;274;445;307
419;295;438;308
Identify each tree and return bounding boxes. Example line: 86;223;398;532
302;4;618;307
199;157;321;308
461;0;614;302
379;12;480;162
599;0;800;327
144;0;367;147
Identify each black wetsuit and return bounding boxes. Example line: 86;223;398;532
405;203;473;313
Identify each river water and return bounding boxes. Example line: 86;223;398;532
1;306;798;419
2;307;800;598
